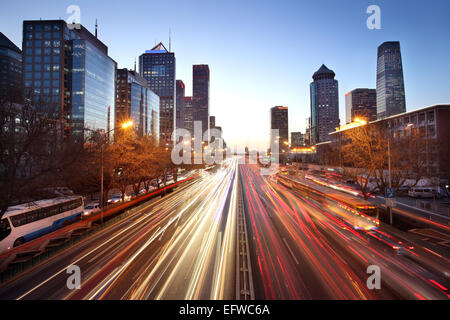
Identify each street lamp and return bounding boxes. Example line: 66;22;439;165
98;121;133;224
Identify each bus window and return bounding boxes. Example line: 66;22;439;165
26;210;40;224
357;206;378;217
11;213;27;227
0;218;12;241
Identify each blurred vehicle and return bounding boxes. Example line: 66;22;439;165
82;202;100;218
408;187;441;198
107;194;122;205
369;230;414;255
278;175;379;230
54;187;74;196
0;196;84;253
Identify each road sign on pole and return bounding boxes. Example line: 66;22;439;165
386;198;396;207
385;187;396;199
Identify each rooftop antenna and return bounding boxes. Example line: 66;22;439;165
95;19;98;38
169;28;171;52
134;58;136;72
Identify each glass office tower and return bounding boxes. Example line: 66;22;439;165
310;64;339;144
71;39;116;142
116;68;159;140
270;106;289;148
22;20;116;143
0;32;22;102
193;64;210;142
176;80;185;131
139;42;175;145
345;88;377;124
376;41;406;119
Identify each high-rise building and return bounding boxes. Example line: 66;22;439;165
376;41;406;119
0;32;22;102
183;96;194;136
22;20;117;143
176;80;185;131
291;132;304;147
193;64;209;141
115;68;159;140
345;88;377;124
270;106;289;153
310;64;339;144
139;42;175;144
305;117;311;146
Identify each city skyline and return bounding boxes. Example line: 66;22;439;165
1;0;450;149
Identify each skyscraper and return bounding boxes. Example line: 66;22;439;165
193;64;209;142
291;132;304;147
183;96;194;137
139;42;176;144
310;64;339;144
115;68;159;140
22;20;117;143
345;88;377;124
176;80;185;131
0;32;22;102
376;41;406;119
270;106;289;153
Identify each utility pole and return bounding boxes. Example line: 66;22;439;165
387;136;393;225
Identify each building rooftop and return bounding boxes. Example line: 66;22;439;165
145;42;169;54
312;64;336;81
0;32;21;52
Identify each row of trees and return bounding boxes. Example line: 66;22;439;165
337;123;429;199
0;94;178;219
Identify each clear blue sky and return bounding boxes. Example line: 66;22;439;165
1;0;450;150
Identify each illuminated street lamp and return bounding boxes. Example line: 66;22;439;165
99;121;133;224
121;120;133;129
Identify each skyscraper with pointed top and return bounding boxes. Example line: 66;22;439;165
310;64;339;144
139;42;176;144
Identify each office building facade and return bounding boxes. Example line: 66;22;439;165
139;42;175;144
376;41;406;119
310;64;339;144
270;106;289;153
193;64;209;141
345;88;377;124
0;32;22;102
176;80;185;131
116;68;159;140
291;132;304;147
22;20;116;143
183;96;194;137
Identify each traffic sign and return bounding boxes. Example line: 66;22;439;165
386;198;396;207
385;187;396;198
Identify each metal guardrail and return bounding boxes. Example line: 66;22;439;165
235;171;255;300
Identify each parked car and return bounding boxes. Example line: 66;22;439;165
54;187;74;196
408;187;441;198
82;202;101;218
107;194;123;204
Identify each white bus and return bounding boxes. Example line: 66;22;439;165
0;196;84;254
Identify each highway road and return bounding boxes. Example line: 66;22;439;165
0;159;448;300
0;159;239;300
239;164;449;300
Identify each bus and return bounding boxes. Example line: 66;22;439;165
277;175;379;230
0;196;84;254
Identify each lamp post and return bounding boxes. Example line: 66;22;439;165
87;120;133;224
